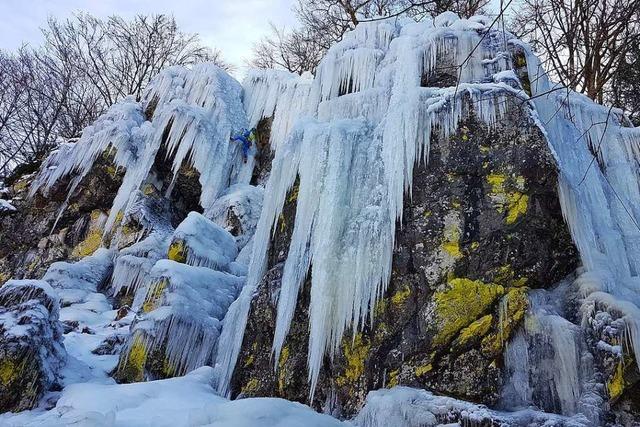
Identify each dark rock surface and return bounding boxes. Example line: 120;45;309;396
0;152;123;284
0;280;65;412
232;95;579;416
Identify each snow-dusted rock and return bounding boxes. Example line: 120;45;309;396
0;280;65;411
209;184;264;249
116;260;243;382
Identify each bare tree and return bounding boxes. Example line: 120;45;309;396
250;0;490;74
1;13;228;179
251;24;326;74
512;0;640;103
43;13;227;107
610;45;640;125
0;48;71;176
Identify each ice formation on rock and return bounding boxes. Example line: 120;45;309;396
216;13;531;395
243;70;314;152
0;280;66;411
5;8;640;425
110;231;173;302
517;40;640;377
355;386;590;427
0;199;17;213
29;64;252;233
169;212;238;272
500;282;603;422
208;184;264;249
119;259;244;378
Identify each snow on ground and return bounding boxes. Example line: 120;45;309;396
0;367;348;427
0;199;16;213
355;387;590;427
41;249;132;387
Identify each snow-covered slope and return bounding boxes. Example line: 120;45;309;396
1;10;640;427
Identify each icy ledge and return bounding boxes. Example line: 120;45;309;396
0;367;345;427
0;373;588;427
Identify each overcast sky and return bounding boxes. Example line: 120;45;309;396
0;0;297;77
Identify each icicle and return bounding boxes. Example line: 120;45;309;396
216;13;529;397
242;70;313;152
110;231;171;301
121;259;244;377
29;64;250;234
520;39;640;372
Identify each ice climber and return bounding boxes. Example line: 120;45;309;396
231;128;256;162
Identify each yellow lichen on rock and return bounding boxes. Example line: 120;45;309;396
486;174;528;224
119;334;148;382
391;285;411;306
506;192;529;224
142;279;168;313
453;314;493;349
607;360;625;401
142;183;158;196
243;343;257;368
336;333;370;387
493;265;528;287
441;212;462;259
71;209;107;258
278;213;287;234
414;363;433;377
481;287;529;357
242;378;259;395
432;278;504;348
278;345;290;394
287;183;300;204
0;359;20;386
162;358;177;378
167;239;187;264
387;369;399;388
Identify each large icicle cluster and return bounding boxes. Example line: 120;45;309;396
117;212;248;380
516;41;640;375
29;64;251;233
121;259;244;377
500;282;603;421
243;70;314;152
110;231;172;302
216;13;530;395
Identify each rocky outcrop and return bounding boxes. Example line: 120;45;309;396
116;213;245;383
0;152;123;284
0;280;65;412
232;95;579;416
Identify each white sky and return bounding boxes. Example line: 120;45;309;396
0;1;509;79
0;0;298;78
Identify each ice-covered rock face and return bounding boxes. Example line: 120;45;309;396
219;10;640;421
1;9;640;426
217;13;561;399
28;63;252;234
0;280;66;412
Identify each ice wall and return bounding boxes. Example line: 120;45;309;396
518;41;640;374
217;11;640;407
29;64;251;233
216;13;532;396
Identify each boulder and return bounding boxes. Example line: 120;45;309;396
0;280;66;412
